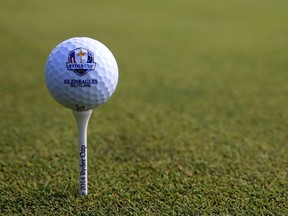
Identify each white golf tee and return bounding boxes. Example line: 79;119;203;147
73;109;92;196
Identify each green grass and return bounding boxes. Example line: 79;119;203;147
0;0;288;215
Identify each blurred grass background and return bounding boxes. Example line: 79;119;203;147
0;0;287;215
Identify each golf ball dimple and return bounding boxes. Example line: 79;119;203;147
45;37;118;111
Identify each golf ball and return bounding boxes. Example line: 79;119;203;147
45;37;118;111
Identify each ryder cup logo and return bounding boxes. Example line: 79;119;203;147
66;48;96;76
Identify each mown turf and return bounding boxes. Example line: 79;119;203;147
0;0;287;215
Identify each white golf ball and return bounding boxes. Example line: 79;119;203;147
45;37;118;111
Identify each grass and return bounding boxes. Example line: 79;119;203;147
0;0;288;215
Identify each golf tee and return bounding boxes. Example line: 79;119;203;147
73;109;92;196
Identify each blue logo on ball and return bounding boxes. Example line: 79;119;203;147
66;48;96;76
